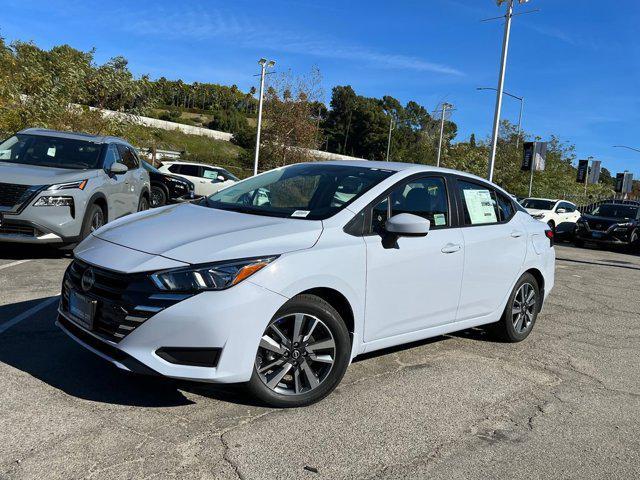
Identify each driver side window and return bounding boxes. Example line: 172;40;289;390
368;177;450;235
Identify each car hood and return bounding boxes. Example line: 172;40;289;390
581;214;633;226
0;161;100;186
93;203;323;264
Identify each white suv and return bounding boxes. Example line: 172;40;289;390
521;198;581;237
158;161;238;196
57;162;555;407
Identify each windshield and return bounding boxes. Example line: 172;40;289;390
142;160;161;174
0;134;103;170
591;204;638;220
205;163;394;220
521;199;555;210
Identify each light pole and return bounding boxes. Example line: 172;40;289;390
477;87;524;149
613;145;640;154
487;0;530;183
386;115;395;161
437;103;454;167
253;58;276;176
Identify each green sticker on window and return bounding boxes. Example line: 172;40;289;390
434;214;446;226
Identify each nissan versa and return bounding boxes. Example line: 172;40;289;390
57;161;555;407
0;128;150;246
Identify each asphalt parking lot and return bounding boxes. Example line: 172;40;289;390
0;242;639;480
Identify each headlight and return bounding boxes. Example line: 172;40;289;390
150;256;278;292
33;196;74;207
48;179;88;191
615;222;633;228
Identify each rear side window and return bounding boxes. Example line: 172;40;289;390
495;191;515;222
457;180;500;226
177;164;201;177
369;176;450;234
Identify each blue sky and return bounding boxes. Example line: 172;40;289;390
2;0;639;176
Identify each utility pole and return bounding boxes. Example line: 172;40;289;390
253;58;276;176
386;116;395;161
437;103;453;167
487;0;530;182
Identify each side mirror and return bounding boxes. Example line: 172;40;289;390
110;162;128;174
556;208;566;214
385;213;430;237
217;175;225;181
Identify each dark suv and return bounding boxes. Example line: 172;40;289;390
574;202;640;250
141;161;195;207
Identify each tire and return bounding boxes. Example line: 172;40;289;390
138;195;150;212
150;186;167;208
79;203;105;241
627;230;639;253
491;273;540;343
246;294;351;407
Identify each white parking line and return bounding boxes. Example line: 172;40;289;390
0;296;59;335
0;260;31;271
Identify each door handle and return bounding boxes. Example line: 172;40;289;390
441;243;462;254
510;230;524;238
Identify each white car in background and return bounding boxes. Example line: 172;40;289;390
521;198;581;237
158;161;238;196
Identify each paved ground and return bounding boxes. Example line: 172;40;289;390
0;242;639;480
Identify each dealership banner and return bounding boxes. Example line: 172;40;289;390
576;160;589;183
614;172;633;193
522;142;547;172
588;160;602;184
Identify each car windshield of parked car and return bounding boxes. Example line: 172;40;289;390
0;134;102;170
142;160;161;174
204;163;394;220
521;199;555;210
591;204;638;220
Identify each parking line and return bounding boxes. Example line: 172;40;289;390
0;296;59;335
0;260;31;271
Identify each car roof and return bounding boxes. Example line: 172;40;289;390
17;128;132;146
524;197;562;203
162;160;225;169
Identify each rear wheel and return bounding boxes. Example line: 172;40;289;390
491;273;540;342
150;186;167;208
247;294;351;407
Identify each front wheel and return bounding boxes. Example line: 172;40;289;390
138;195;150;212
150;186;166;208
491;273;540;342
247;294;351;407
79;203;105;241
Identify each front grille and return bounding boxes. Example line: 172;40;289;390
587;221;613;232
0;222;38;237
61;259;193;343
0;182;32;207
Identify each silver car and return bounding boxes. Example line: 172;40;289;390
0;128;150;246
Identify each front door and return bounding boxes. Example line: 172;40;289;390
102;144;129;219
363;175;464;343
117;145;141;213
454;179;527;321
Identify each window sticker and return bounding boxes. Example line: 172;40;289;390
291;210;310;218
463;189;497;225
47;147;56;157
433;213;446;226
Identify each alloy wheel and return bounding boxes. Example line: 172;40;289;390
512;282;536;334
150;189;163;208
90;209;104;232
255;313;336;396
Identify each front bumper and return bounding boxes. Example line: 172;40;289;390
575;229;633;245
57;279;288;383
0;217;69;244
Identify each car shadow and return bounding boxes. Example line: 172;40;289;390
0;297;262;408
0;243;72;260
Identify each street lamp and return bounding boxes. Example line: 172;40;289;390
487;0;531;183
613;145;640;154
253;58;276;176
477;87;524;150
437;103;454;167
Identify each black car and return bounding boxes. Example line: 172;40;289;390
574;202;640;250
142;161;195;208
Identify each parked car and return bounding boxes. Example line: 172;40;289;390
0;128;150;246
57;161;555;407
141;161;195;208
158;161;238;196
574;202;640;250
521;197;581;237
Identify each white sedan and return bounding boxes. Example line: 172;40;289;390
58;162;555;407
521;198;581;237
158;161;238;196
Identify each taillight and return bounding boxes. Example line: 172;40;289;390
545;228;554;247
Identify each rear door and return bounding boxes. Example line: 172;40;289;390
363;174;464;342
454;178;527;322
